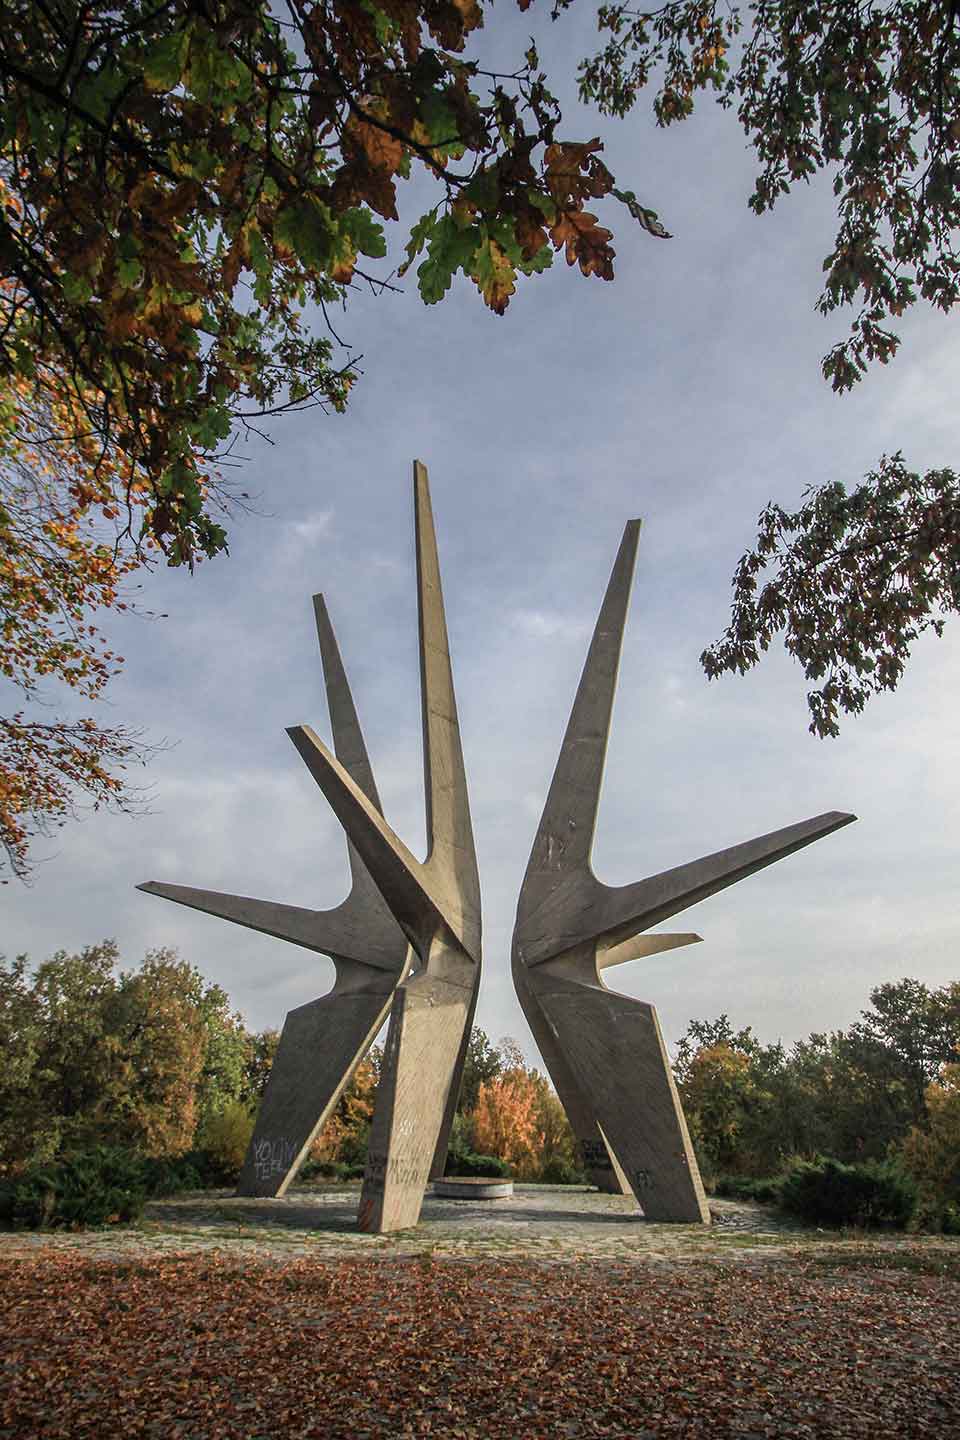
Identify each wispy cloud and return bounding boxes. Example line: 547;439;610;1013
509;608;591;642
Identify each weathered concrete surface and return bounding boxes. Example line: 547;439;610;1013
513;519;856;1222
139;594;410;1197
288;462;481;1233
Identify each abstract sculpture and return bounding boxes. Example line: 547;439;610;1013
139;463;856;1234
139;462;480;1232
511;519;856;1222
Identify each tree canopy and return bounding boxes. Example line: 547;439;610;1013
2;0;959;876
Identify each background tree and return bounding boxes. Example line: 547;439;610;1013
456;1025;504;1115
102;948;208;1156
310;1047;382;1167
0;939;260;1172
241;1027;280;1106
673;977;960;1180
0;952;49;1170
528;1069;582;1181
898;1056;960;1216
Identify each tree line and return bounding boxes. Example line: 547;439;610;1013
674;976;960;1225
0;942;583;1185
2;945;957;1225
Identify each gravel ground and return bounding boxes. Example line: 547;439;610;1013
2;1183;957;1267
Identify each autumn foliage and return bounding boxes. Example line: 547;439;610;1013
3;1252;960;1438
471;1070;540;1174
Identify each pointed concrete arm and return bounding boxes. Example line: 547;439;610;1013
136;881;401;970
287;724;478;961
520;810;856;966
413;461;481;950
526;520;641;884
311;593;398;910
598;932;702;970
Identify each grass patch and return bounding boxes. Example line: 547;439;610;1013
804;1245;960;1281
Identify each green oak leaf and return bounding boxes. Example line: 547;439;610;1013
344;208;387;259
143;29;191;93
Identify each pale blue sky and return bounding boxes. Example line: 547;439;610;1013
5;7;959;1059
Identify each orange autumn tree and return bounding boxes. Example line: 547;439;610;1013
310;1049;381;1166
471;1060;540;1178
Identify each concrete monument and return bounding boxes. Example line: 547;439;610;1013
511;519;856;1222
139;466;856;1235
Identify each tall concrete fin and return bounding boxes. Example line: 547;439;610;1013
136;881;398;970
312;594;388;906
518;520;641;933
413;460;481;960
236;987;395;1198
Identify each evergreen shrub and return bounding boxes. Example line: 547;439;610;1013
444;1149;510;1178
6;1147;147;1229
714;1175;783;1204
779;1156;917;1228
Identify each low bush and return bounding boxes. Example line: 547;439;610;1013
299;1158;339;1181
337;1123;371;1170
538;1156;587;1185
139;1154;204;1197
445;1150;510;1179
5;1147;147;1229
779;1156;917;1229
192;1100;256;1185
714;1175;783;1205
299;1158;366;1182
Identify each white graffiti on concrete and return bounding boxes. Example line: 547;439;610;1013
253;1136;298;1181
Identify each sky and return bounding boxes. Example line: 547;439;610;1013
5;5;960;1064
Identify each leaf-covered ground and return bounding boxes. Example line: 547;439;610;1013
2;1252;958;1438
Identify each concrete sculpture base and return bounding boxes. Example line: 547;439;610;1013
512;520;856;1223
434;1178;514;1199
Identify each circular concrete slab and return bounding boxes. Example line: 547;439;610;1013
433;1177;514;1199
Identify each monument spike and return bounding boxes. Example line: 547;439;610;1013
413;462;481;941
598;932;703;970
522;519;641;909
135;881;400;970
312;594;386;904
520;809;856;968
286;723;475;959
